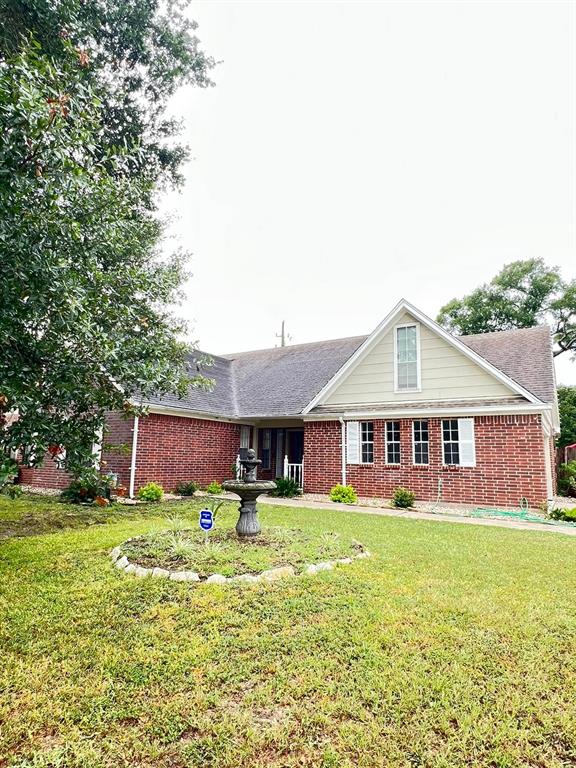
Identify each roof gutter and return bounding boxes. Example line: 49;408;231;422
304;403;552;421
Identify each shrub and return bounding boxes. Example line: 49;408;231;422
270;477;302;498
330;484;358;504
175;480;199;496
4;483;22;500
0;458;18;490
549;507;576;522
392;487;416;508
557;461;576;497
205;481;223;495
61;470;112;504
137;482;164;502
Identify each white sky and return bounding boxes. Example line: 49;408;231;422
161;0;576;385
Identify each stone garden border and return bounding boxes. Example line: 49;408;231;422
110;539;371;585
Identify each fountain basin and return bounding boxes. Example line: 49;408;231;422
222;479;277;537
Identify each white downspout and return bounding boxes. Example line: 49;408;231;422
129;415;139;499
339;417;346;486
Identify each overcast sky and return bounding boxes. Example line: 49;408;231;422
161;0;576;385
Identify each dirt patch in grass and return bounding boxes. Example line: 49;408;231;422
121;526;361;577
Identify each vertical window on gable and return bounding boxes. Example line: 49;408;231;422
360;421;374;463
395;325;419;391
385;421;401;465
261;429;271;469
412;420;429;465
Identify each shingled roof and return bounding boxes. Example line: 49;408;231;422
145;325;555;418
459;326;555;404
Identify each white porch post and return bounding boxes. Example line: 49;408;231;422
283;454;288;478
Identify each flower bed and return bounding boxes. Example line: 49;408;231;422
111;526;369;584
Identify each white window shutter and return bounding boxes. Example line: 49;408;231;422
346;421;360;464
458;418;476;467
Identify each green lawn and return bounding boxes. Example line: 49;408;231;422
1;495;576;768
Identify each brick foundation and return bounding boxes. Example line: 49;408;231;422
303;415;550;508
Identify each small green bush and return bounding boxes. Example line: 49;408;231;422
330;484;358;504
557;461;576;497
205;481;224;495
549;507;576;522
175;480;199;496
61;470;112;504
3;483;23;499
0;458;18;490
392;487;416;508
270;477;302;498
137;482;164;502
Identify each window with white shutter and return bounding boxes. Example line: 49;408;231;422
442;418;476;467
346;421;360;464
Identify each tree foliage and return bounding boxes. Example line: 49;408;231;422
558;386;576;449
437;259;576;358
0;0;215;187
0;2;214;474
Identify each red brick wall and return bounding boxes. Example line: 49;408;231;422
303;415;549;508
19;456;71;490
100;412;135;490
134;413;243;492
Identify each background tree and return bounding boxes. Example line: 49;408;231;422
437;259;576;358
0;2;214;474
557;387;576;450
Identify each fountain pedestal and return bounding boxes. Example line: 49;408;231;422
222;450;276;537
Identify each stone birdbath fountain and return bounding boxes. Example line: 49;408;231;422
223;449;276;537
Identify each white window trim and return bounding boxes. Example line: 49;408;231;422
441;418;476;468
261;428;271;469
240;425;251;449
394;322;422;393
412;419;429;466
385;421;401;465
359;421;374;465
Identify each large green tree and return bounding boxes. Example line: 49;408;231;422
0;0;215;187
0;2;214;474
437;259;576;358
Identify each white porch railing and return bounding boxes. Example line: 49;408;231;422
283;455;303;488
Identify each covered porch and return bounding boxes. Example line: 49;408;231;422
247;422;304;488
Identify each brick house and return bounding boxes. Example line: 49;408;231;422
24;300;559;508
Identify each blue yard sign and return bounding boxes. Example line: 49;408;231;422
199;509;214;531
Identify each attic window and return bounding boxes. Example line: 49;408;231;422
395;324;420;391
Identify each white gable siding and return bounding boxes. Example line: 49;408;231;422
325;312;515;406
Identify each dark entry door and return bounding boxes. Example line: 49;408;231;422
286;430;304;464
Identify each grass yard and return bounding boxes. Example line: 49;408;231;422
1;496;576;767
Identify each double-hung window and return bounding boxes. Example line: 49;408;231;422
442;419;476;467
385;421;401;465
412;420;429;465
360;421;374;464
261;429;271;469
395;324;420;391
346;421;373;464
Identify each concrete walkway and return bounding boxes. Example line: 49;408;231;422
262;496;576;537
